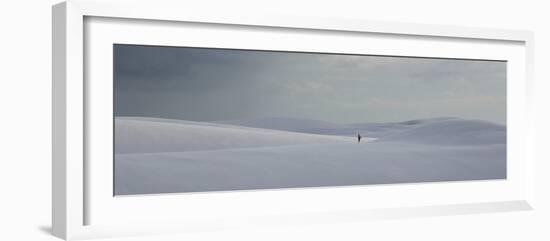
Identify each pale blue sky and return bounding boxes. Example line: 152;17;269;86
114;44;506;124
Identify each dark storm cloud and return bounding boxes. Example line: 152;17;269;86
114;44;506;124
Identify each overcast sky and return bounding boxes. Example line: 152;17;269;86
114;44;506;124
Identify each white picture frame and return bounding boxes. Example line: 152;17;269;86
52;0;535;240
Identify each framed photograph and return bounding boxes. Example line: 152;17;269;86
52;0;535;240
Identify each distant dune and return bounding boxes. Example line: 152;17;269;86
216;116;505;141
379;118;506;145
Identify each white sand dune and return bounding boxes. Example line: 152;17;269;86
217;117;346;133
115;117;352;154
114;116;506;195
215;116;488;139
379;118;506;145
116;142;505;195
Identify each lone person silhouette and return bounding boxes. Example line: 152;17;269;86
357;133;362;143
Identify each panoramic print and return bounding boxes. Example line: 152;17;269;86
113;44;506;195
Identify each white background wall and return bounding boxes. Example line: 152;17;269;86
0;0;548;240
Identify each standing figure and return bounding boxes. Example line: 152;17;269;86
357;133;362;143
